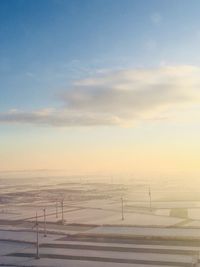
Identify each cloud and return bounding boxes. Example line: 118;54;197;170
1;65;200;127
0;109;121;126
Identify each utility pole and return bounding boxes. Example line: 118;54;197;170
149;186;152;211
43;208;47;237
121;197;124;221
56;200;58;219
35;212;40;259
61;199;64;224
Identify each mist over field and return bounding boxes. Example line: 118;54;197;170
1;171;200;266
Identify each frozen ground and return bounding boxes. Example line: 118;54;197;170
1;174;200;228
0;228;200;267
1;173;200;266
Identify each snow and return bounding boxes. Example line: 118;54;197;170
1;176;200;266
0;230;60;244
0;227;199;267
22;246;192;263
0;256;178;267
0;241;32;256
87;225;200;238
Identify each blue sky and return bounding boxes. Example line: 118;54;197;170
1;0;200;110
1;0;200;174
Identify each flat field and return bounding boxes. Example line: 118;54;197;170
1;172;200;266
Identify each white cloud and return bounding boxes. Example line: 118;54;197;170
1;65;200;127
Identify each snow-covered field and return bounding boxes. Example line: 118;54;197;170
1;173;200;266
1;175;200;227
0;227;200;267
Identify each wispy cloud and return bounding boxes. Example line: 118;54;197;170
0;108;120;126
1;65;200;127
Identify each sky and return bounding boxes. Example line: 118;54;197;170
1;0;200;177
